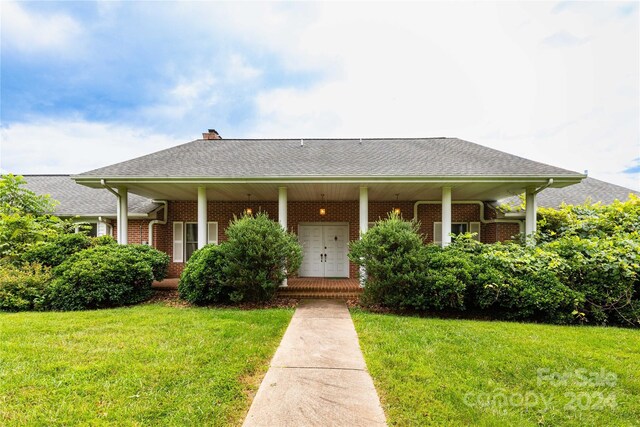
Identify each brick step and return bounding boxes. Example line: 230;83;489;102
279;286;363;292
277;290;362;299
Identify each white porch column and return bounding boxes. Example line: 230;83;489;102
278;187;288;288
278;186;288;230
359;186;368;287
359;186;369;236
197;186;207;249
441;186;452;247
117;186;128;244
525;187;537;243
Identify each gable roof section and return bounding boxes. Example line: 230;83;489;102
22;175;158;216
75;138;584;180
500;177;639;208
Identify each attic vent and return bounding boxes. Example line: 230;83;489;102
203;129;221;140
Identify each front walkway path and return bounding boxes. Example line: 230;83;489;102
243;299;387;427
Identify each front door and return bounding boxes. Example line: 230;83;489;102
298;224;349;277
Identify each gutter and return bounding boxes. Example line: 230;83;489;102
413;200;524;234
532;178;554;195
148;200;168;248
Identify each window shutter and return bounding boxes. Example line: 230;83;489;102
173;222;184;262
469;222;481;241
207;222;218;245
433;222;442;243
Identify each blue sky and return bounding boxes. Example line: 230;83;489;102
1;1;638;190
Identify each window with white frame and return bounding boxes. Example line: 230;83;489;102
173;221;218;262
433;222;481;243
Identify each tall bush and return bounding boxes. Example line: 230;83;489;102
349;214;424;308
223;213;302;302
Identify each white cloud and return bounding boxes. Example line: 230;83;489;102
1;1;83;55
0;119;185;174
226;54;262;82
227;2;638;190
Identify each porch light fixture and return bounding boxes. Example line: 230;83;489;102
245;194;253;216
319;194;326;216
393;194;401;215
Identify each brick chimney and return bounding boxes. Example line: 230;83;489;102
202;129;221;140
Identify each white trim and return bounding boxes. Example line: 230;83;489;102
298;222;350;227
75;175;586;186
172;221;184;263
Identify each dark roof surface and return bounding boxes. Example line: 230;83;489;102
22;175;158;216
76;138;583;178
500;177;639;208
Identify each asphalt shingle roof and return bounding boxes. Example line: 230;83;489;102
500;177;639;208
76;138;583;178
22;175;158;216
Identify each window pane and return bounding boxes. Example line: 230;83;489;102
185;224;198;242
451;223;468;235
185;243;198;261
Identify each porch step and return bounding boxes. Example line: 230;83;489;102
277;289;362;299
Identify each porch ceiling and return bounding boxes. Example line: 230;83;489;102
87;180;577;202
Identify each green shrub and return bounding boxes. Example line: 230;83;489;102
93;235;117;246
223;213;302;302
22;233;92;267
123;244;170;281
0;263;52;311
42;245;154;311
178;244;229;304
349;214;424;309
458;241;583;324
411;246;472;311
544;234;640;326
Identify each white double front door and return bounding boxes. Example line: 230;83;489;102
298;224;349;278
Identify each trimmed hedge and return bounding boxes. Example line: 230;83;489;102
124;244;170;281
42;245;156;311
22;233;92;267
178;244;228;304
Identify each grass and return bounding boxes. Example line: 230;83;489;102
351;311;640;426
0;303;293;426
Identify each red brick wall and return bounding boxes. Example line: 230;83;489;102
155;199;523;278
112;219;152;244
496;223;521;242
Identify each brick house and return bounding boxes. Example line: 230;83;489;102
61;131;592;279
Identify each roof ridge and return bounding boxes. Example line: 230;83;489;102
196;137;454;141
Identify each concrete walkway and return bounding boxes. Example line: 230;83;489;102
243;299;387;427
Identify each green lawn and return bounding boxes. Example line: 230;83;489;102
0;304;293;426
352;311;640;426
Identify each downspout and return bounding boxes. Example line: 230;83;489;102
148;200;168;248
413;200;524;234
101;179;121;241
